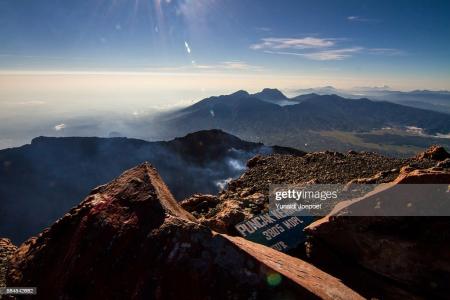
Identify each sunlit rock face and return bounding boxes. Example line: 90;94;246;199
7;163;362;300
415;145;450;161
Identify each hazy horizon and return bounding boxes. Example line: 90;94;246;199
1;82;450;150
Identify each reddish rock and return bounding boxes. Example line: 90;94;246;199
195;192;268;235
437;158;450;168
345;169;394;185
305;167;450;298
416;145;450;161
7;163;363;300
200;200;248;233
179;194;219;215
226;235;364;300
395;167;450;184
399;165;415;174
304;238;426;300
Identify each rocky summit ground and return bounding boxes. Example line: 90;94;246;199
181;147;443;234
4;163;363;300
179;146;450;299
1;145;449;299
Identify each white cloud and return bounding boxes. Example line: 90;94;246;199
195;61;262;71
16;100;46;106
255;27;272;32
0;54;90;61
250;37;335;50
54;123;66;131
252;35;403;61
367;48;406;56
127;60;262;73
346;16;380;23
250;36;361;61
221;61;260;70
264;47;363;61
302;47;363;61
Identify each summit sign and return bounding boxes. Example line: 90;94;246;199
235;211;315;252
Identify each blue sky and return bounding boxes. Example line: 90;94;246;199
1;0;450;89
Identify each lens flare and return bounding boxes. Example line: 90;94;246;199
266;272;282;287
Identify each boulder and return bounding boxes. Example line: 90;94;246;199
7;163;363;300
179;194;219;215
305;167;450;298
416;145;450;161
395;167;450;184
200;200;249;234
437;158;450;168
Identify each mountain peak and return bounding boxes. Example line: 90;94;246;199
229;90;250;97
31;136;51;144
291;93;320;102
253;88;288;100
174;129;237;142
90;162;196;223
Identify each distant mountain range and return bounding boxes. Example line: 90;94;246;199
0;129;302;243
295;86;450;114
2;88;449;241
158;89;450;155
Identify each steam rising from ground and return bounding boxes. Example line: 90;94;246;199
215;177;232;190
0;136;274;243
227;158;246;171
